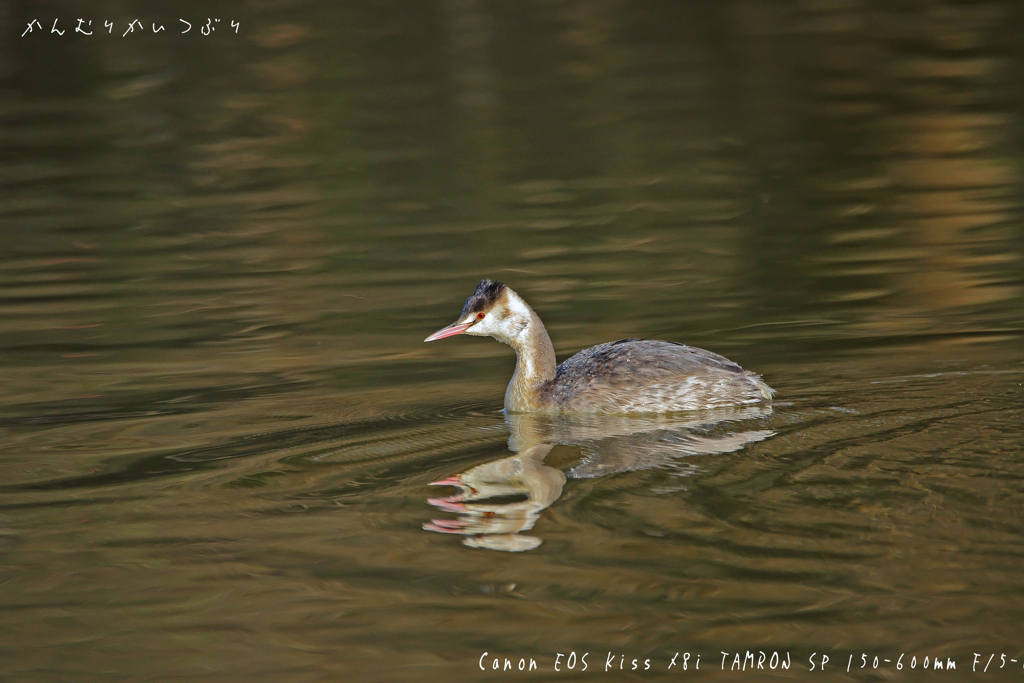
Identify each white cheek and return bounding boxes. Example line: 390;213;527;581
464;315;490;335
482;316;503;335
466;313;504;337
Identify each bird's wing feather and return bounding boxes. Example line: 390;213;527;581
545;339;766;412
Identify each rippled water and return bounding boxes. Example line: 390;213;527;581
3;1;1024;680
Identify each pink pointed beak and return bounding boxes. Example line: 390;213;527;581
424;321;474;342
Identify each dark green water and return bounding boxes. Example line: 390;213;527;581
2;1;1023;681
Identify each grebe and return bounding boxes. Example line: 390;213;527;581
424;280;774;414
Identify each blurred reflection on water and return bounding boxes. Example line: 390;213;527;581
1;0;1023;681
426;408;774;552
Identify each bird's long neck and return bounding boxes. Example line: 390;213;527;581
504;292;556;412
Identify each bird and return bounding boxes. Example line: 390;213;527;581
424;279;774;414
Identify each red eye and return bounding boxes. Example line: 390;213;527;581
477;312;485;319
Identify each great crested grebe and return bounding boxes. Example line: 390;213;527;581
425;280;774;414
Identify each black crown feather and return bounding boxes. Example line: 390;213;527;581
461;279;507;316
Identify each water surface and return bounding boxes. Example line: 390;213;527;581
2;1;1024;680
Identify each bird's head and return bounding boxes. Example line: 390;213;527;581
424;279;530;346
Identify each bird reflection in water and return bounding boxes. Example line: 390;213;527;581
424;406;774;552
